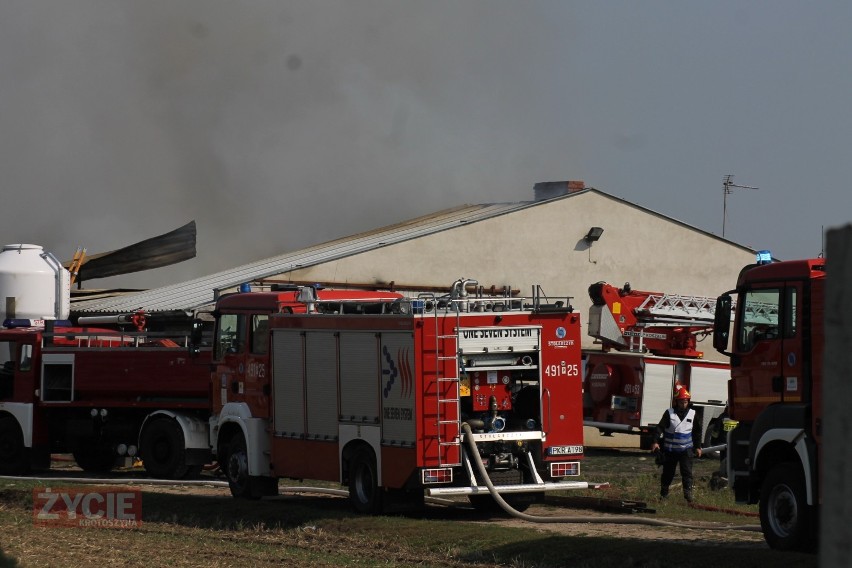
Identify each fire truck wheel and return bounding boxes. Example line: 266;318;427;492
759;462;815;552
140;418;189;480
225;435;259;500
348;448;383;514
72;445;117;474
222;435;277;499
0;415;29;475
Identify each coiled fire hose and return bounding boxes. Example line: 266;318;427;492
460;423;760;531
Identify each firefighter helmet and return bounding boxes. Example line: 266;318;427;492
675;387;691;400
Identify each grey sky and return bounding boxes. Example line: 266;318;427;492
1;2;848;288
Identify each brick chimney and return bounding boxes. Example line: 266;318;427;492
533;180;585;201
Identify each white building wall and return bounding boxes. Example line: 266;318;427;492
279;192;755;361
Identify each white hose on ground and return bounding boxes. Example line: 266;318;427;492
460;423;761;532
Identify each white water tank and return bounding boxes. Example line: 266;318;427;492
0;244;71;324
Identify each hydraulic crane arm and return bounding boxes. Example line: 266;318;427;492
587;282;719;358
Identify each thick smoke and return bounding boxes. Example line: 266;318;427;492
6;3;836;283
0;2;577;288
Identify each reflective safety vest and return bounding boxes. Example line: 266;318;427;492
662;408;695;452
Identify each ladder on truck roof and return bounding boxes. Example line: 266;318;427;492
421;296;462;467
636;293;718;323
742;299;778;324
639;292;774;325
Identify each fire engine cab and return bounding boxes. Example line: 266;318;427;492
583;281;729;449
209;279;591;513
712;252;823;551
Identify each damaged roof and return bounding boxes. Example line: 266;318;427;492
70;200;539;315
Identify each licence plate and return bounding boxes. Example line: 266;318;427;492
547;445;583;455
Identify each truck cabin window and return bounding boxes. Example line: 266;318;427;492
251;315;269;354
739;288;781;351
215;314;246;358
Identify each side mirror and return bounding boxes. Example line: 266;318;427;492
713;295;732;354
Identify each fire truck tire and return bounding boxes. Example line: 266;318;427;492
759;462;815;552
224;435;276;499
140;417;189;480
225;435;257;499
348;448;383;514
0;415;29;475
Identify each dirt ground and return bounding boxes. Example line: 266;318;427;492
464;429;766;547
77;478;765;549
99;463;765;550
480;504;766;548
30;436;767;551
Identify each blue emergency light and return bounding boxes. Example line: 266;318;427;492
756;250;773;265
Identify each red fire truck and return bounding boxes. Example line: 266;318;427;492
584;281;729;449
209;279;591;512
712;253;822;551
0;285;400;480
0;315;213;478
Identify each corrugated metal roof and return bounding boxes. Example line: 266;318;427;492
69;188;753;316
70;200;538;315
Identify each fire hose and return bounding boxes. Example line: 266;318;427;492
460;423;760;531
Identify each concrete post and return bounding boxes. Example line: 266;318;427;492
822;225;852;565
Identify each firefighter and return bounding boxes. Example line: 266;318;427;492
650;387;703;502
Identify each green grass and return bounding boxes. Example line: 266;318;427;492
575;448;760;521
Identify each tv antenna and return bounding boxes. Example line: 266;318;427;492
723;175;758;237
